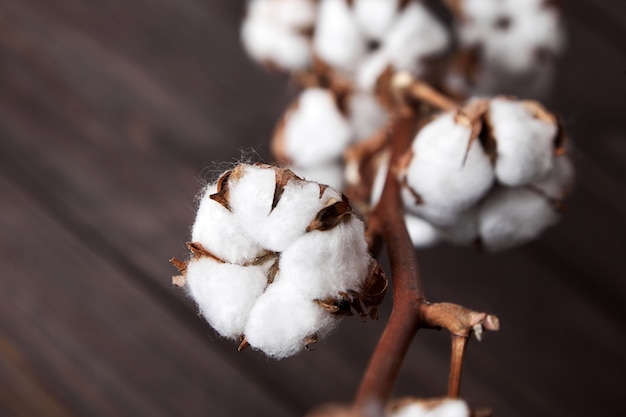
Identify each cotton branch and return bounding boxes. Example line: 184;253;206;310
352;91;499;415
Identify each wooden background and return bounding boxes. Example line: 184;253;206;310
1;1;625;416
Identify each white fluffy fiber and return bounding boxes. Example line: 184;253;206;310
241;0;316;70
192;184;265;264
283;88;353;167
356;1;449;90
353;0;400;41
314;0;366;72
403;112;494;225
478;187;559;251
458;0;565;74
229;165;343;252
278;219;370;299
185;164;374;358
244;284;338;359
389;398;470;417
186;257;271;339
489;98;557;186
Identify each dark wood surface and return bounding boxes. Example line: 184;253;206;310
1;1;625;416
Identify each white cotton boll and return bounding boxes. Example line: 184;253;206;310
241;17;312;71
192;184;265;264
314;0;366;72
531;154;574;199
383;1;450;74
186;257;270;340
244;284;339;359
404;214;440;248
348;91;389;141
404;112;494;215
353;0;400;41
291;161;345;191
478;187;559;251
458;0;565;74
283;88;353;167
277;218;370;299
390;398;470;417
489;98;557;186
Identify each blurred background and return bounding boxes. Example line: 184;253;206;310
1;1;625;416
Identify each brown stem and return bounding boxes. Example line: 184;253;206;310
448;335;469;398
353;113;424;414
406;80;459;112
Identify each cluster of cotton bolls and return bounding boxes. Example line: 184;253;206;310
447;0;566;98
242;0;450;88
387;397;470;417
396;97;573;251
171;163;385;359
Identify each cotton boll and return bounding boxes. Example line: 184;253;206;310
283;88;353;167
192;184;265;264
353;0;400;41
403;112;494;215
389;398;470;417
291;161;345;191
489;98;557;186
186;257;271;339
404;214;440;248
314;0;366;73
457;0;565;89
277;218;370;299
478;187;559;251
244;284;339;359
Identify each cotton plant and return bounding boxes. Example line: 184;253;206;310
172;1;574;416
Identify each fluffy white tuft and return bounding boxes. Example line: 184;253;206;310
278;218;370;299
403;112;494;223
241;0;316;70
314;0;366;72
478;187;559;251
283;88;353;167
291;161;345;193
489;98;557;186
192;184;264;264
353;0;400;41
186;257;271;339
244;284;338;359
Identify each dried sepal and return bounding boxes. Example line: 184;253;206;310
187;241;226;263
172;275;186;288
272;168;300;213
209;169;233;211
306;195;352;232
